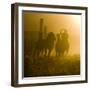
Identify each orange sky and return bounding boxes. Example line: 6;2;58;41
23;12;81;55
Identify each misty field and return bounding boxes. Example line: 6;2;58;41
24;55;80;77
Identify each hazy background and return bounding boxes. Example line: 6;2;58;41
23;11;81;56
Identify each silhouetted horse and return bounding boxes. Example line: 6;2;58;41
44;32;56;57
55;34;61;56
33;32;56;57
55;30;69;57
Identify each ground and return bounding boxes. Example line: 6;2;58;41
24;55;80;77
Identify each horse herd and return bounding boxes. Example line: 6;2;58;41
25;30;70;58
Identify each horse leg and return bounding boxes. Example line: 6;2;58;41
41;48;44;57
44;48;47;56
48;48;52;57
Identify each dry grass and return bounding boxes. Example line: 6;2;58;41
24;55;80;77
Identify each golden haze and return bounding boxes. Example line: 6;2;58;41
23;12;81;56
